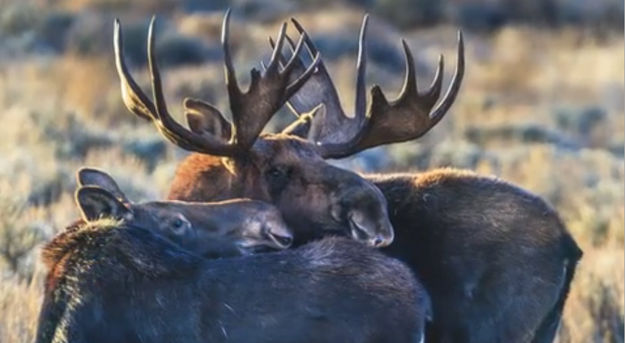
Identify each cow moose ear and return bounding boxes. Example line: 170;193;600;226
75;186;132;222
184;97;232;140
76;167;129;204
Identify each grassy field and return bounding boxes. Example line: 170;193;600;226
0;1;623;342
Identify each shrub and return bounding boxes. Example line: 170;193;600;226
0;2;40;36
0;190;46;277
36;11;76;53
373;0;444;28
555;106;607;137
155;32;210;67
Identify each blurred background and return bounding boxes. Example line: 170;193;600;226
0;0;622;341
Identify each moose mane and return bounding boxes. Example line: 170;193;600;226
41;218;123;271
41;218;201;293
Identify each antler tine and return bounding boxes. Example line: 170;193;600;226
266;31;308;79
398;39;418;97
281;32;307;75
113;18;156;122
353;14;369;123
429;31;464;125
290;18;320;57
146;17;203;151
312;14;371;158
147;16;165;121
268;33;321;125
265;22;288;74
298;15;370;158
421;54;444;109
222;9;242;100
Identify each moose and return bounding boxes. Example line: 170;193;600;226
114;11;582;343
73;167;293;256
114;13;394;248
36;212;430;342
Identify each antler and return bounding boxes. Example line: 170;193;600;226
114;10;320;156
279;15;465;159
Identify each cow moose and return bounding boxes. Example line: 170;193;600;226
113;10;582;343
35;221;430;343
74;167;293;257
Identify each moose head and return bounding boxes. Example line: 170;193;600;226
113;11;462;246
75;167;293;257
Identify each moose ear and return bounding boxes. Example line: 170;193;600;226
281;104;325;138
76;167;129;203
75;186;132;222
184;97;232;140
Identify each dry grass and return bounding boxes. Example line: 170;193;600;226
0;4;622;342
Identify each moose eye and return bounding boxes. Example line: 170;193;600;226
172;218;184;229
266;166;290;179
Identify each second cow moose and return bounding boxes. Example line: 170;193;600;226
36;173;430;343
114;11;582;343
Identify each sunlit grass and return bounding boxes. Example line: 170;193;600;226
0;5;622;342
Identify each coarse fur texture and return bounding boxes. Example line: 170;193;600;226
35;221;430;343
168;149;582;342
167;135;394;247
74;167;294;257
367;168;582;343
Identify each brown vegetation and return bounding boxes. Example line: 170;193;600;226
0;1;622;342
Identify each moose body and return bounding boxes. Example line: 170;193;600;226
168;156;581;342
370;170;582;342
113;11;581;343
36;223;429;343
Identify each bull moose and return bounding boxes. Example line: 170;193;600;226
113;13;394;249
35;220;429;342
113;10;581;343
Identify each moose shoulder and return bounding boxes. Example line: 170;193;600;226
368;169;583;343
36;221;430;343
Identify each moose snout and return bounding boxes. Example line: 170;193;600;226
368;219;394;248
348;210;394;248
264;223;294;249
337;181;395;248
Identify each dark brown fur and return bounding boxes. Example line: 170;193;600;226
36;222;429;343
368;168;582;343
168;135;394;247
168;151;582;342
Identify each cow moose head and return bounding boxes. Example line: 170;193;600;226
113;11;462;246
75;167;293;257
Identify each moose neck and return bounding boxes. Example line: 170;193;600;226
167;153;267;202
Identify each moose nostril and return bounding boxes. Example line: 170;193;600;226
265;223;293;248
371;233;393;248
272;233;293;247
